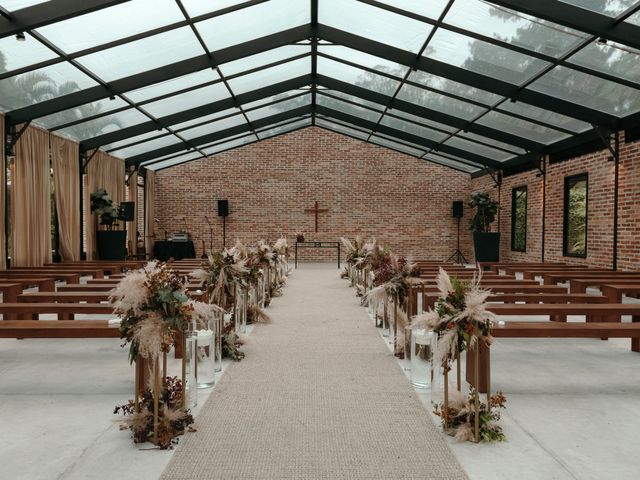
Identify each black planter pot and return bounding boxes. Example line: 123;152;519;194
473;232;500;263
96;230;126;260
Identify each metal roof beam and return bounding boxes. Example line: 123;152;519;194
316;105;503;169
126;105;312;166
0;0;132;38
5;24;312;126
80;74;311;151
317;25;618;128
483;0;640;50
316;75;544;152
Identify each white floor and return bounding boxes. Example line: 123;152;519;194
1;265;640;479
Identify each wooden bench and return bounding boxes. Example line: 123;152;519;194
4;267;104;279
0;320;120;338
570;278;640;294
478;262;566;273
467;321;640;392
0;302;113;320
542;272;640;287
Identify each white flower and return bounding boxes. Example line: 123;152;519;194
436;267;453;297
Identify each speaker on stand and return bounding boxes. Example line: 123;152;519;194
218;199;229;248
446;200;469;264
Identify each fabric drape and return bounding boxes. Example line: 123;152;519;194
145;169;155;256
12;126;51;267
85;151;125;260
0;115;5;269
51;135;80;261
127;171;138;256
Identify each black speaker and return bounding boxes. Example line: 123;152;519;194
452;201;463;219
120;201;135;221
218;199;229;217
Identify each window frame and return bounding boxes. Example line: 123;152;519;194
562;172;588;258
510;185;527;252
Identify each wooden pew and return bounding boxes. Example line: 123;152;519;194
0;302;113;318
467;321;640;392
542;272;640;288
0;271;81;284
478;262;566;273
5;267;105;279
506;266;591;279
0;320;120;338
570;277;640;294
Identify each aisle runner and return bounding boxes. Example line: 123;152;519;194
161;264;468;479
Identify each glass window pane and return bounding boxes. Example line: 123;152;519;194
316;118;370;139
318;45;408;77
317;94;381;123
497;100;591;132
34;97;130;130
563;173;588;257
257;118;311;139
171;108;237;130
321;90;387;111
110;134;183;158
247;95;311;122
562;0;636;16
124;69;218;103
320;0;431;53
0;61;98;111
0;32;58;72
396;83;486;120
228;57;310;94
318;57;400;96
387;110;456;133
202;135;255;155
626;10;640;26
76;27;203;82
425;28;550;84
370;135;424;156
423;154;478;172
446;0;588;58
143;82;229;117
195;0;309;52
529;65;640;115
457;131;526;154
220;45;309;77
1;0;48;9
105;130;168;151
569;40;640;84
444;135;515;161
143;150;203;170
376;0;448;18
511;185;527;252
180;113;248;140
36;0;184;53
379;115;448;142
476;110;570;144
182;0;250;17
408;70;501;105
243;91;307;111
56;108;149;141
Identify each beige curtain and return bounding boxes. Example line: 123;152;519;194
145;169;155;255
51;135;80;261
12;127;51;267
127;170;138;256
0;114;5;269
85;151;125;260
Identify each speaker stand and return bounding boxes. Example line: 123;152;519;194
446;217;469;264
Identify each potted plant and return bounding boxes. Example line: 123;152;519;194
90;188;126;260
469;191;500;263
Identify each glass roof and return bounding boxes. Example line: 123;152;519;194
0;0;639;175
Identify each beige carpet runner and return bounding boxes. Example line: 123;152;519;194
161;264;468;479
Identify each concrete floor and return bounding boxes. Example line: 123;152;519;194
1;265;640;479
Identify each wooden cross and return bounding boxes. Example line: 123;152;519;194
304;201;329;233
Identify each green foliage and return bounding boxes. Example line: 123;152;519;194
89;188;119;227
512;187;527;251
468;192;499;232
566;179;587;256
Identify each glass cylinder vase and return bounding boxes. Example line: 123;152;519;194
194;317;216;389
184;330;198;408
410;329;434;389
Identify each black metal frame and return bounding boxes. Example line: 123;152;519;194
562;172;589;259
510;185;527;252
0;0;639;174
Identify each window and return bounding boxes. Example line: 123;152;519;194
563;173;588;258
511;186;527;252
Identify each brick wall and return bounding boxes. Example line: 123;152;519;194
154;127;473;262
471;132;640;270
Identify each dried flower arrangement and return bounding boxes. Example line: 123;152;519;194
412;268;507;443
222;322;245;361
191;247;249;310
114;376;194;449
433;389;507;442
